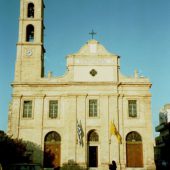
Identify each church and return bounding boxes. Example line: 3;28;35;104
8;0;155;169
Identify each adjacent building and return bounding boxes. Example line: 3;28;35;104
155;104;170;170
8;0;155;169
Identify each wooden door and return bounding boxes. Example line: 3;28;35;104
44;142;61;168
126;142;143;167
89;146;98;167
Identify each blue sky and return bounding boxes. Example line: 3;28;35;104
0;0;170;135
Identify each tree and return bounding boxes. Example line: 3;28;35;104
0;131;29;169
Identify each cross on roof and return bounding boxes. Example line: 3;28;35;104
89;29;97;39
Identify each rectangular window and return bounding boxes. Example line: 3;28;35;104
89;99;98;117
128;100;137;117
49;100;58;118
23;101;32;118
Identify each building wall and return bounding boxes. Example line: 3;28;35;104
8;81;155;169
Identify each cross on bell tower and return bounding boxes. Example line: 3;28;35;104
89;29;97;39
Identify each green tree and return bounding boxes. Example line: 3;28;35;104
0;131;29;169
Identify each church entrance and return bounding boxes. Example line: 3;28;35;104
89;146;98;167
126;131;143;167
44;131;61;169
87;130;99;168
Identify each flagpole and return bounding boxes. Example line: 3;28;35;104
75;96;78;163
85;94;88;168
117;96;121;170
108;96;111;165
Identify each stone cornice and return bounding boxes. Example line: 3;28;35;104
118;82;152;88
19;18;43;21
12;92;151;98
12;81;118;87
12;81;151;87
12;94;46;98
17;42;43;46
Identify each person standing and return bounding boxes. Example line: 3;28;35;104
109;160;117;170
112;160;117;170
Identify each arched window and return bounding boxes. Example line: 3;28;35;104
45;131;61;142
88;130;99;142
27;3;34;18
126;131;142;142
26;25;34;42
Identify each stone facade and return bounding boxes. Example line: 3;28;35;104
8;0;155;169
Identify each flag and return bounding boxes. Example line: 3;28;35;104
116;133;122;144
77;120;84;146
110;121;122;144
110;121;116;136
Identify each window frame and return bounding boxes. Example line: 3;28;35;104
23;100;33;118
89;99;98;117
49;100;58;119
126;131;142;142
88;131;99;142
128;100;137;118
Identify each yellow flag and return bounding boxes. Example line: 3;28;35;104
110;121;116;136
110;121;122;144
116;132;122;144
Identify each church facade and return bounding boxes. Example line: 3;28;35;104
8;0;155;170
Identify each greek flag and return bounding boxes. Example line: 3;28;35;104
77;120;84;146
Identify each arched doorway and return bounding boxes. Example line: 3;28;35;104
44;131;61;169
126;131;143;167
87;130;99;168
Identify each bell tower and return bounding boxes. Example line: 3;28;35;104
14;0;45;82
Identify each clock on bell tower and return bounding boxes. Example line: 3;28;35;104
14;0;45;82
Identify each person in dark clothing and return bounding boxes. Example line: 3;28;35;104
112;160;117;170
109;160;117;170
109;164;113;170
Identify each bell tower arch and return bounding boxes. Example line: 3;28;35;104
15;0;45;82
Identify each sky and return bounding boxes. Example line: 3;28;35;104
0;0;170;136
